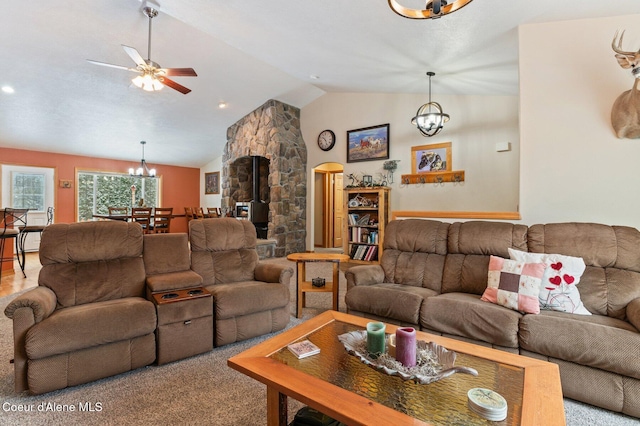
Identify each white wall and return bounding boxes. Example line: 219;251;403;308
519;14;640;228
200;156;222;210
301;92;520;247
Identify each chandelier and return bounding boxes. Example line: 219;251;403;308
129;141;157;177
412;72;450;137
388;0;474;20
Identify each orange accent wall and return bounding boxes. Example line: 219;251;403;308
0;147;199;233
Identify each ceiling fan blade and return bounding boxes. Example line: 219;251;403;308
122;45;146;67
160;68;198;77
87;59;138;72
159;76;191;94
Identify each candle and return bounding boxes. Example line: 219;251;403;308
366;322;386;359
395;327;417;367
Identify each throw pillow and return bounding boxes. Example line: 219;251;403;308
508;248;591;315
481;256;545;314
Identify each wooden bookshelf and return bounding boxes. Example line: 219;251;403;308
343;187;390;264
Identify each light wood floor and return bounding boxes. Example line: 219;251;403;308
0;252;40;298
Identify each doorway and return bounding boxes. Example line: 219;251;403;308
314;163;344;249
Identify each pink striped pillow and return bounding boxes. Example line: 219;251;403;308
481;256;545;314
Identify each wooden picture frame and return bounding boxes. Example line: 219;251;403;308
411;142;452;174
205;172;220;194
347;123;390;163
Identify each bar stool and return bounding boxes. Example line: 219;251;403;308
17;207;54;277
0;208;29;280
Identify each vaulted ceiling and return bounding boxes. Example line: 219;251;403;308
1;0;638;167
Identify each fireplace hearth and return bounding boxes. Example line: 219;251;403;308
221;99;307;256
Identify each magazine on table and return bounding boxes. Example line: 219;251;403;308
287;340;321;359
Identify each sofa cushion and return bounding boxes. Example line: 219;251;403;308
528;223;640;319
25;297;156;360
519;310;640;379
421;293;523;348
481;256;545;314
380;219;448;292
508;248;590;315
346;283;436;325
442;221;529;295
206;281;289;320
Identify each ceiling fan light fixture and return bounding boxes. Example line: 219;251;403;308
388;0;474;19
132;73;164;91
412;72;450;137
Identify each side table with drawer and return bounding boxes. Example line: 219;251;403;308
152;287;213;365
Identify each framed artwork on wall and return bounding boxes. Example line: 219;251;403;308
411;142;452;174
205;172;220;194
347;123;390;163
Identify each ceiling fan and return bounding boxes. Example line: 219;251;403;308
88;6;197;94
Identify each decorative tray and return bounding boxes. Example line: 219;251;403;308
338;330;478;385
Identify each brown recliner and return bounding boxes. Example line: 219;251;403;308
189;218;293;346
4;221;156;395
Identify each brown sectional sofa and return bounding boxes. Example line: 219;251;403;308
4;219;292;395
345;219;640;417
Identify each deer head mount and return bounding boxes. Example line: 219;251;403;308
611;30;640;139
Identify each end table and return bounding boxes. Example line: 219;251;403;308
286;253;350;318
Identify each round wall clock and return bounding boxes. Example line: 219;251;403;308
317;129;336;151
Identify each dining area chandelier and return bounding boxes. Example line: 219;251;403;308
129;141;156;177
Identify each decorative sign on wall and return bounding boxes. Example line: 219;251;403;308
205;172;220;194
411;142;452;173
402;141;464;185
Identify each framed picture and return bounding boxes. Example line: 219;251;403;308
205;172;220;194
411;142;452;174
347;123;390;163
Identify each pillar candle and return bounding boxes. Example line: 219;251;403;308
395;327;417;367
366;322;386;359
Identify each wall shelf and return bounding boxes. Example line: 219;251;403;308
401;170;465;185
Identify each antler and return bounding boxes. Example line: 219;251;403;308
612;30;638;56
612;30;640;70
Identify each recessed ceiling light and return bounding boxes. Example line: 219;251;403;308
2;86;15;94
310;75;320;80
218;101;227;109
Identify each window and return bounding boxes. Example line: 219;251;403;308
77;172;159;221
12;172;45;211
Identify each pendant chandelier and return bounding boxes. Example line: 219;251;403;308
388;0;474;20
129;141;157;177
412;72;450;137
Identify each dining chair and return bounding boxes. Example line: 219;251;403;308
206;207;220;218
184;207;195;222
0;208;29;280
16;207;54;277
152;207;173;233
131;207;153;233
194;207;205;219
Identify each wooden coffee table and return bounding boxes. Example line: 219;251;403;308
286;253;350;318
228;311;565;426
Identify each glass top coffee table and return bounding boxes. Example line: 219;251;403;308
228;311;565;426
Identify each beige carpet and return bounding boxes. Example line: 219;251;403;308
0;257;637;425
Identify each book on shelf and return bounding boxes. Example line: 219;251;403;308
287;340;321;359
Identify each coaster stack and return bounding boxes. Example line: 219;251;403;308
467;388;508;421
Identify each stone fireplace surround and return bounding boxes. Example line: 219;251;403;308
221;99;307;257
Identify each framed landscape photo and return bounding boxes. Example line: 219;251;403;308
205;172;220;194
347;123;390;163
411;142;452;174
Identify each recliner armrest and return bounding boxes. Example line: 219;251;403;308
146;270;204;294
4;286;57;323
627;298;640;331
255;263;293;285
345;265;385;290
